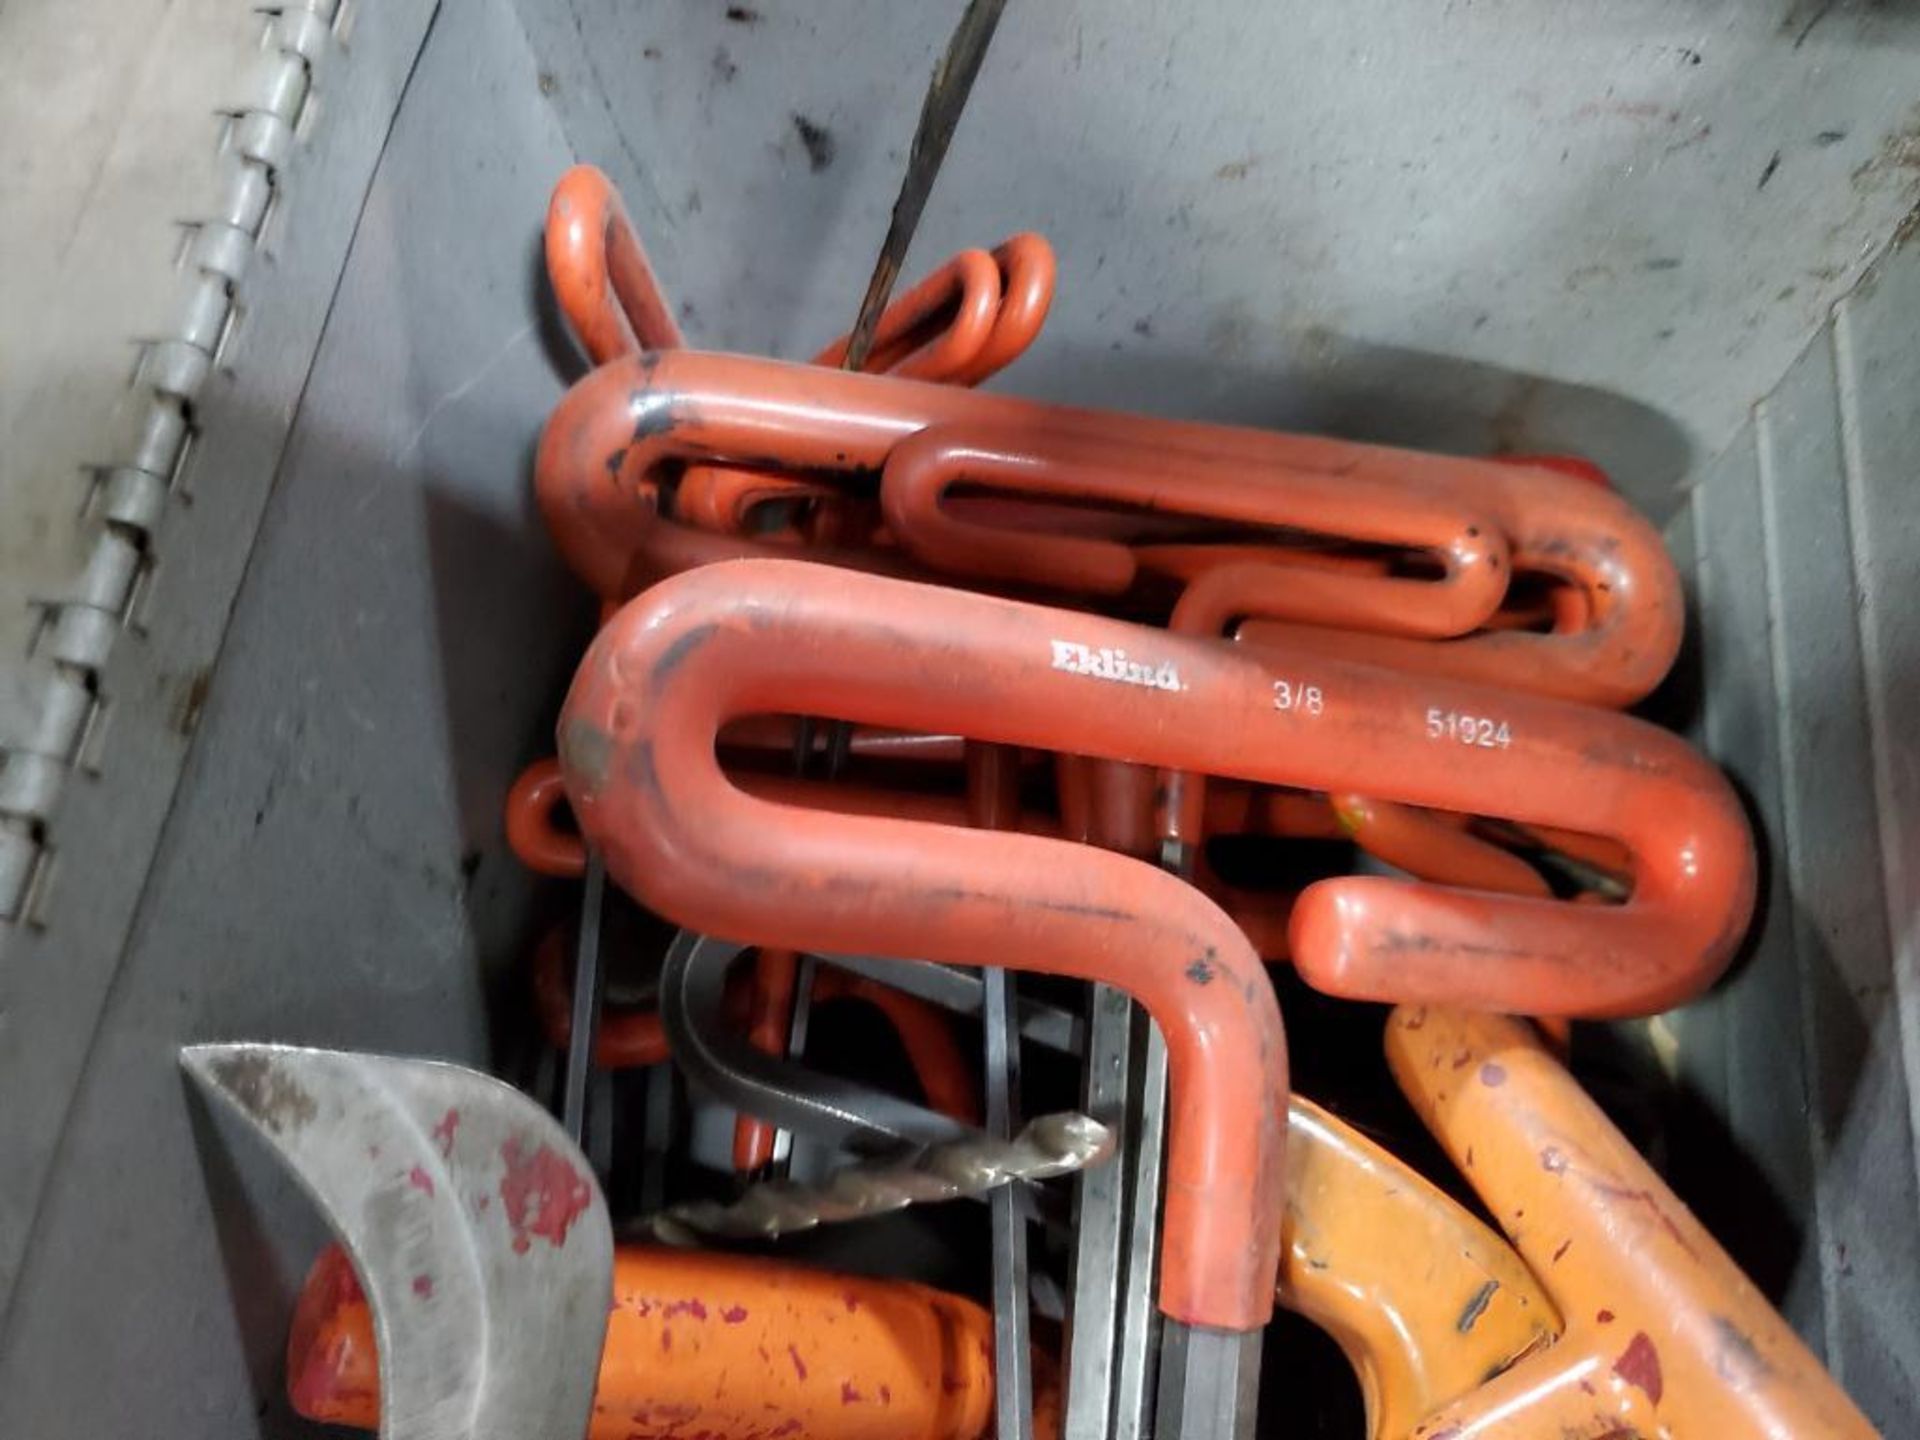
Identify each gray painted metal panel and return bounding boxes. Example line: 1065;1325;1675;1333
0;0;588;1431
1691;413;1823;1336
1756;313;1920;1425
0;0;441;1324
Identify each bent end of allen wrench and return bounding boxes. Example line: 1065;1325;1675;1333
546;164;686;366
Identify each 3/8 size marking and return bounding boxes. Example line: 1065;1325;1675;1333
1426;707;1511;749
1273;679;1325;716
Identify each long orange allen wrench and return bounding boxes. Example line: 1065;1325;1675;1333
557;561;1290;1335
535;349;1680;712
563;559;1752;1020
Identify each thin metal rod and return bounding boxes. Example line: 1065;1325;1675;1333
821;951;1083;1053
842;0;1010;371
1155;1323;1264;1440
985;963;1032;1440
1061;982;1132;1440
769;951;818;1174
562;855;608;1146
1112;1014;1169;1440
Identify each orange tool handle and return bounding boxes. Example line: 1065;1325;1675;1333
546;165;687;364
880;426;1510;631
1280;1096;1559;1439
558;561;1289;1332
288;1242;1025;1440
535;350;1679;705
1389;1007;1877;1439
563;557;1749;1024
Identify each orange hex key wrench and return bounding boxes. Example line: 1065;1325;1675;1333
1389;1007;1877;1438
879;426;1511;638
671;234;1056;539
509;753;1322;961
535;351;1680;709
878;422;1676;707
546;164;1004;376
559;558;1750;1029
546;165;1058;541
557;561;1291;1337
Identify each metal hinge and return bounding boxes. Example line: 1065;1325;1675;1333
0;1;346;924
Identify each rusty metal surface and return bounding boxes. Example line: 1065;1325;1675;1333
183;1044;613;1440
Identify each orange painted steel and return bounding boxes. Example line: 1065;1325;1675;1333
511;748;1332;961
546;165;687;365
1388;1007;1878;1439
505;756;585;877
531;923;669;1069
288;1241;1019;1440
1328;794;1550;898
881;428;1510;633
557;560;1290;1332
535;350;1680;708
1280;1096;1558;1439
562;557;1749;1025
508;747;804;1154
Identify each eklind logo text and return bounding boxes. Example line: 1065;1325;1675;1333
1049;639;1184;693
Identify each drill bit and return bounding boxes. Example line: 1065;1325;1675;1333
646;1111;1111;1242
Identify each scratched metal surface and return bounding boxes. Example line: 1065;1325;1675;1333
515;0;1920;524
3;0;1920;1432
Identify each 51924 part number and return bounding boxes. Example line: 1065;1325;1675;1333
1426;708;1511;749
